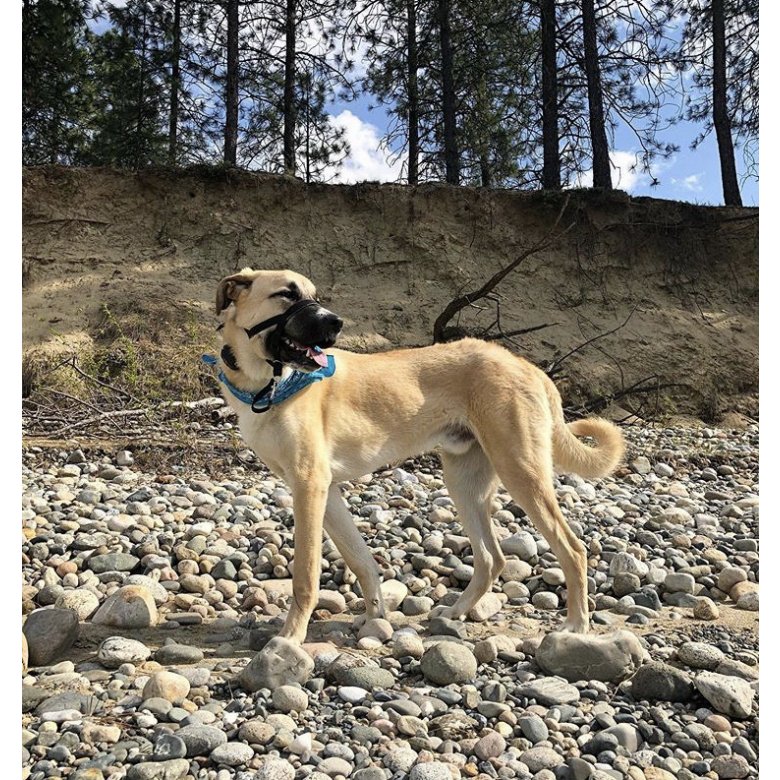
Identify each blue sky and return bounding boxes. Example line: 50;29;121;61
84;6;758;206
324;92;758;206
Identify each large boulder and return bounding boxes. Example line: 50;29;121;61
239;637;314;692
419;642;478;685
23;608;79;666
92;585;158;629
536;629;648;682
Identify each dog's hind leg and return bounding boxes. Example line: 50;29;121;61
324;485;385;619
488;456;590;634
437;446;504;620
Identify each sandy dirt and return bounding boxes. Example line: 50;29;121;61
22;166;758;421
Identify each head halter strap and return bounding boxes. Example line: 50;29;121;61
244;298;321;341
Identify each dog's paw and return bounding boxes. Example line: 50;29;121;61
430;605;466;621
560;616;590;634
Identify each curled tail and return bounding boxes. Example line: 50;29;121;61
545;377;625;478
553;417;625;478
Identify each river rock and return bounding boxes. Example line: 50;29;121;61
92;585;158;628
142;671;191;704
23;608;79;666
239;636;314;691
695;672;755;718
55;589;100;621
536;629;647;682
630;662;694;703
97;636;151;668
420;642;478;685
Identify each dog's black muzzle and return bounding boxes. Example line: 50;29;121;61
245;298;343;369
284;301;343;349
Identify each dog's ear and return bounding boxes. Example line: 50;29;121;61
216;270;255;314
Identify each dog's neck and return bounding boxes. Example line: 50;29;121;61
219;321;286;392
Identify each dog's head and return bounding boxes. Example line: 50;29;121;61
216;268;342;371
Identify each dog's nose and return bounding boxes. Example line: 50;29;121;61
319;313;342;349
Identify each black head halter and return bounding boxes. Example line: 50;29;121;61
240;298;321;412
244;298;321;341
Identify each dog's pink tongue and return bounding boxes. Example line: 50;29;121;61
307;348;328;367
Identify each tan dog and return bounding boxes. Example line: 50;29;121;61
212;268;625;644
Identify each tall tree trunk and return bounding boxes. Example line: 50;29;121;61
540;0;560;189
407;0;419;185
224;0;239;165
135;2;149;168
581;0;611;189
480;157;491;187
438;0;458;184
168;0;181;165
475;34;491;187
304;73;311;183
712;0;742;206
283;0;297;175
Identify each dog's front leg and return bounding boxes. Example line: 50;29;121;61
277;471;330;645
324;485;385;620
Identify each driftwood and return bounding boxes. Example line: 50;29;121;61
432;195;574;344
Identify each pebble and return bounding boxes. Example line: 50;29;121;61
23;608;79;666
272;684;309;712
176;724;228;756
142;671;191;704
410;763;453;780
522;746;564;772
693;597;720;620
393;631;425;659
420;642;478;684
126;760;191;780
517;677;581;705
677;641;725;670
210;741;256;766
97;636;151;668
519;714;549;743
711;754;750;779
474;731;506;760
254;757;296;780
19;427;758;780
695;672;755;718
154;643;204;664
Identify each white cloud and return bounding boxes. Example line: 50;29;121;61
324;110;405;184
671;173;704;192
572;150;656;192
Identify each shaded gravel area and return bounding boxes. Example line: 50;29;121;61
22;421;758;780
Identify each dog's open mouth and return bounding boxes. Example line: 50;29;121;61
276;334;329;368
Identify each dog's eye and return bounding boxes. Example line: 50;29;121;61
271;288;300;301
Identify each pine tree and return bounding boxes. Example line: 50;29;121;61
676;0;757;205
554;0;679;189
22;0;92;164
81;2;168;167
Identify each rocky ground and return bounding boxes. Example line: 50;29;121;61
21;418;758;780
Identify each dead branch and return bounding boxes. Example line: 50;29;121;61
432;195;574;343
564;375;689;418
483;322;559;341
47;408;150;438
67;356;140;402
545;304;640;379
27;217;110;226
